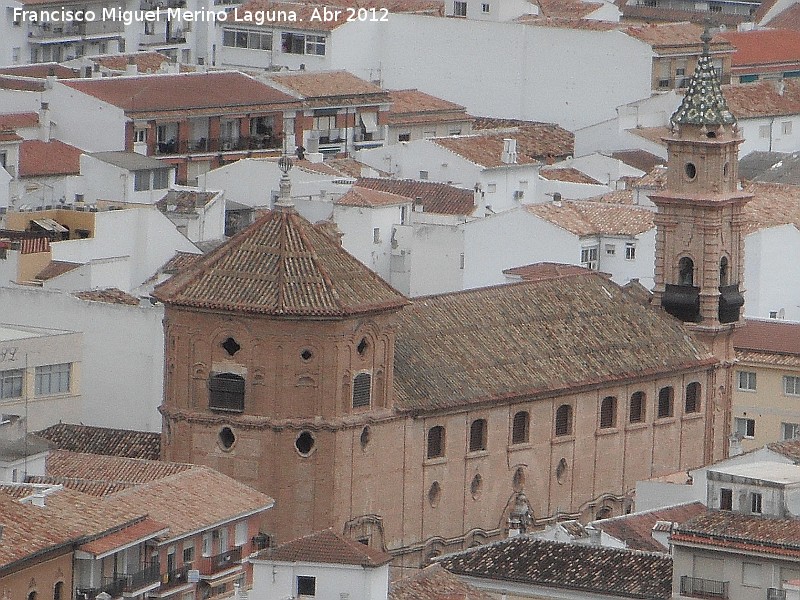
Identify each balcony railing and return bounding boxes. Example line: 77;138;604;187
154;136;281;155
680;576;729;599
196;547;242;576
161;565;191;590
768;589;787;600
77;563;160;600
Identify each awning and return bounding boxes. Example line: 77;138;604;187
360;112;378;134
32;218;68;233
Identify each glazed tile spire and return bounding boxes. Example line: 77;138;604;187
670;25;736;127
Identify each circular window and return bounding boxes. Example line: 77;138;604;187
219;427;235;450
360;425;371;449
357;338;369;356
512;467;525;492
300;349;313;362
428;481;441;507
295;431;315;456
685;162;697;180
470;474;483;499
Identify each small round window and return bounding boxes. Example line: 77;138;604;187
295;431;315;456
219;427;236;450
685;162;697;180
300;349;313;362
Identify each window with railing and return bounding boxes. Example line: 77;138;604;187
680;575;728;599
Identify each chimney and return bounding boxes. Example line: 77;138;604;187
92;62;101;78
197;57;207;73
552;192;562;207
125;55;138;76
586;525;601;545
413;197;424;212
39;101;50;142
31;492;46;507
501;138;517;165
45;66;56;90
473;184;483;206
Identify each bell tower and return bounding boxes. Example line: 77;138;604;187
651;27;752;362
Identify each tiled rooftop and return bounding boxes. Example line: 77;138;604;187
526;199;654;236
611;150;664;173
393;273;714;412
254;528;392;567
269;70;386;100
532;0;603;19
437;536;673;599
335;186;410;207
26;475;136;496
161;251;203;275
92;51;172;73
742;181;800;235
766;439;800;463
157;190;218;214
73;288;141;306
433;125;573;167
513;14;618;29
45;450;192;484
502;262;596;281
724;80;800;119
0;63;79;78
767;3;800;29
673;510;800;557
593;502;707;552
36;423;161;460
625;22;733;52
722;29;800;68
153;206;408;317
0;76;46;92
734;318;800;356
355;178;476;215
34;260;80;281
539;167;602;184
389;564;496;600
19;140;82;177
587;189;636;205
386;89;468;125
78;517;168;556
0;112;39;130
63;72;297;115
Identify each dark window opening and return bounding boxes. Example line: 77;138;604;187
300;349;313;361
427;425;445;459
221;337;241;356
209;373;245;412
658;386;674;418
297;576;316;596
470;474;482;498
556;457;568;483
685;162;697;180
295;431;315;455
428;481;441;507
219;427;235;449
555;404;572;436
600;396;617;428
679;257;694;286
512;411;529;444
469;419;487;452
352;373;371;408
751;492;762;514
357;338;369;355
53;583;63;600
720;256;729;286
720;488;732;510
685;382;701;413
630;391;645;423
512;467;525;491
360;425;371;449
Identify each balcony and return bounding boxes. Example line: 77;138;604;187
29;20;123;40
77;563;160;600
196;547;242;577
680;576;729;599
768;589;787;600
160;565;191;590
154;136;281;155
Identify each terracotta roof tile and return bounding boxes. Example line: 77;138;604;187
513;14;618;29
161;251;203;275
723;80;800;118
393;274;715;412
356;178;475;215
73;288;141;306
157;190;218;214
593;502;707;552
0;76;46;92
390;564;496;600
741;181;800;235
736;349;800;368
63;72;297;116
45;450;192;483
525;200;654;236
269;70;386;99
26;475;136;496
335;186;410;207
255;528;391;567
19;140;82;177
587;189;636;204
611;150;664;173
321;157;390;178
539;167;602;184
34;260;81;281
0;132;21;142
386;89;469;126
734;318;800;355
627;126;670;148
636;165;668;189
36;423;161;460
767;4;800;29
78;517;168;555
433;125;573;167
766;439;800;462
92;52;171;73
673;511;800;557
502;262;595;281
722;29;800;69
0;112;39;130
152;206;408;317
533;0;603;19
0;64;80;78
625;22;733;52
437;536;673;599
103;466;274;539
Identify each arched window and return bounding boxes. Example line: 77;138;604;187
28;592;36;600
352;373;371;408
629;391;645;423
427;425;445;459
53;583;63;600
685;382;701;413
208;373;245;412
469;419;487;452
600;396;617;429
679;257;694;286
658;386;674;418
512;411;530;444
719;256;729;286
555;405;572;436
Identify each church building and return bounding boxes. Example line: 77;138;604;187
153;36;747;570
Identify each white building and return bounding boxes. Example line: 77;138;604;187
250;529;392;600
80;152;176;205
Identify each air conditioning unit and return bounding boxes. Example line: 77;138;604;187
221;142;232;151
513;190;524;200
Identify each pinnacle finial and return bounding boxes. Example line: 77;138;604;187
701;17;713;55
